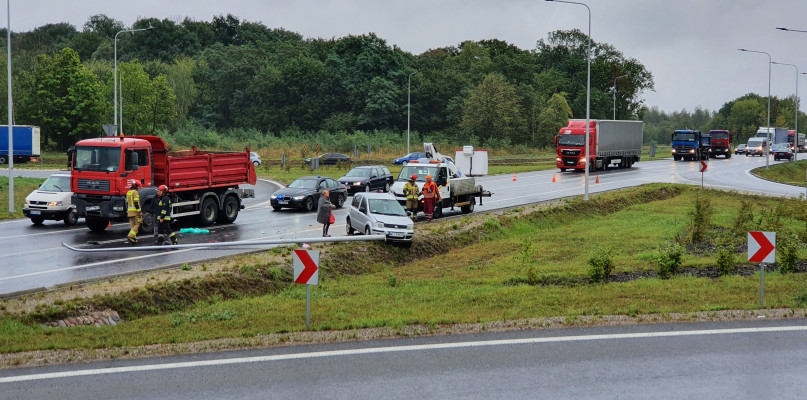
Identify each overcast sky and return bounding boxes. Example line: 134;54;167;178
9;0;807;114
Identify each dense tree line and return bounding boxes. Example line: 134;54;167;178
0;14;655;151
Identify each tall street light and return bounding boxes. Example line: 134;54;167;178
407;70;418;154
114;26;153;134
738;48;771;169
547;0;592;200
612;74;627;120
6;0;13;213
771;61;798;162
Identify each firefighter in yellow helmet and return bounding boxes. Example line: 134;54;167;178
126;182;141;244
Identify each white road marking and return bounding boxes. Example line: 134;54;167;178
2;325;805;383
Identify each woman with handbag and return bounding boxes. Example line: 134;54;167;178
317;190;335;237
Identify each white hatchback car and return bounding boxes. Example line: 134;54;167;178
346;192;414;245
23;172;79;226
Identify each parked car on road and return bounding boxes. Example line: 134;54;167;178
734;144;746;155
772;143;794;161
393;152;427;165
270;176;347;211
304;153;352;165
23;172;79;226
346;192;414;246
338;165;394;194
250;152;262;167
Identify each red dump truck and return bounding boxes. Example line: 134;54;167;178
70;135;256;232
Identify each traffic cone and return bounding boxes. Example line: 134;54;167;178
107;221;112;227
595;175;600;184
552;174;556;183
512;173;517;182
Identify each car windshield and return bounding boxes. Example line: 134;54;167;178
368;199;407;216
74;146;121;172
738;144;746;148
557;135;585;146
345;169;372;178
772;144;789;151
398;166;438;182
40;176;70;192
288;179;318;189
748;140;763;147
672;133;696;141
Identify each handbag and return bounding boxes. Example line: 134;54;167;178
329;211;335;224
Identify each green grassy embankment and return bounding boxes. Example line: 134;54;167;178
1;184;806;357
753;159;807;187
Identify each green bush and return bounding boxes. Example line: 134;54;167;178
587;246;614;283
716;247;735;276
777;234;799;274
731;200;755;237
656;243;683;279
687;193;713;243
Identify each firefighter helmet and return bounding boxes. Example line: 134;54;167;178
158;184;168;192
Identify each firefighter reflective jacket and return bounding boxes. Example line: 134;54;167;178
126;189;141;217
403;181;419;199
157;194;172;221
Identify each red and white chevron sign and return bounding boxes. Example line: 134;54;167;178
748;231;775;263
293;249;319;285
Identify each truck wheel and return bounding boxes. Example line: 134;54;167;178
217;195;239;224
0;155;6;164
726;153;731;159
346;218;355;235
304;197;315;212
461;198;475;214
139;212;154;234
63;209;78;226
200;197;219;226
559;168;566;172
434;203;443;219
86;216;109;232
30;216;44;225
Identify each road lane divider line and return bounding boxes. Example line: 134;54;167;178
2;324;805;383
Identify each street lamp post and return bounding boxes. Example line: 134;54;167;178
547;0;591;200
6;0;13;213
407;70;418;154
738;48;772;169
771;62;799;162
612;74;627;120
114;26;153;134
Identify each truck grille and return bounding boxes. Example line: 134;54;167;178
673;145;693;151
77;179;110;191
561;149;581;156
562;157;579;166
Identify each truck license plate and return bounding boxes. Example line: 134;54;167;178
30;210;41;215
86;206;100;211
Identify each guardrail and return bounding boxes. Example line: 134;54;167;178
62;235;387;253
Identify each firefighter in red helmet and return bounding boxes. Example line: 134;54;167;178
156;185;177;245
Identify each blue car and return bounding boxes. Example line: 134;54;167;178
393;152;427;165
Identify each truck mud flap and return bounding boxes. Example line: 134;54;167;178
237;188;255;199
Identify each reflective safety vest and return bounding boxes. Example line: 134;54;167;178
403;182;419;199
422;181;438;199
158;194;172;221
126;189;140;217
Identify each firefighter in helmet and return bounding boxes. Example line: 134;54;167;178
126;182;141;244
156;184;177;245
403;174;420;221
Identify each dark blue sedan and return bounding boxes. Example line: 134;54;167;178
393;152;427;165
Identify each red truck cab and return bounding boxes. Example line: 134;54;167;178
707;130;732;158
555;120;595;171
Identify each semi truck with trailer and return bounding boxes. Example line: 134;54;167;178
671;130;711;161
756;127;789;145
0;125;41;164
787;130;805;152
391;143;491;218
554;119;643;172
70;135;256;233
707;129;732;158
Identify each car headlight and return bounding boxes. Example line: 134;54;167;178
353;181;362;186
293;196;305;200
406;223;414;230
48;201;62;207
375;221;385;228
270;195;277;199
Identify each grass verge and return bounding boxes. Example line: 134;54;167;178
753;159;807;186
0;177;45;220
1;184;806;365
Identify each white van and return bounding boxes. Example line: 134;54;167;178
23;172;79;226
746;137;767;157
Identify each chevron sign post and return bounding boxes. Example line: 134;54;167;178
748;231;775;307
293;249;320;329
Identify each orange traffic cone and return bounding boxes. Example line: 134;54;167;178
107;221;112;227
595;175;600;184
512;173;517;182
552;174;556;183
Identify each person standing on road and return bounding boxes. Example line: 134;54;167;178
422;174;440;221
317;189;334;237
126;182;141;244
403;174;420;222
150;193;160;245
156;185;178;245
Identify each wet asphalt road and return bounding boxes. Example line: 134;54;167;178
0;154;803;296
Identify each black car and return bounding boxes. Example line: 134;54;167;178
304;153;352;165
734;144;746;155
270;176;348;211
772;143;794;161
338;165;394;194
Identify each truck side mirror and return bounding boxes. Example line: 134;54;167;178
131;152;139;167
554;136;558;146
